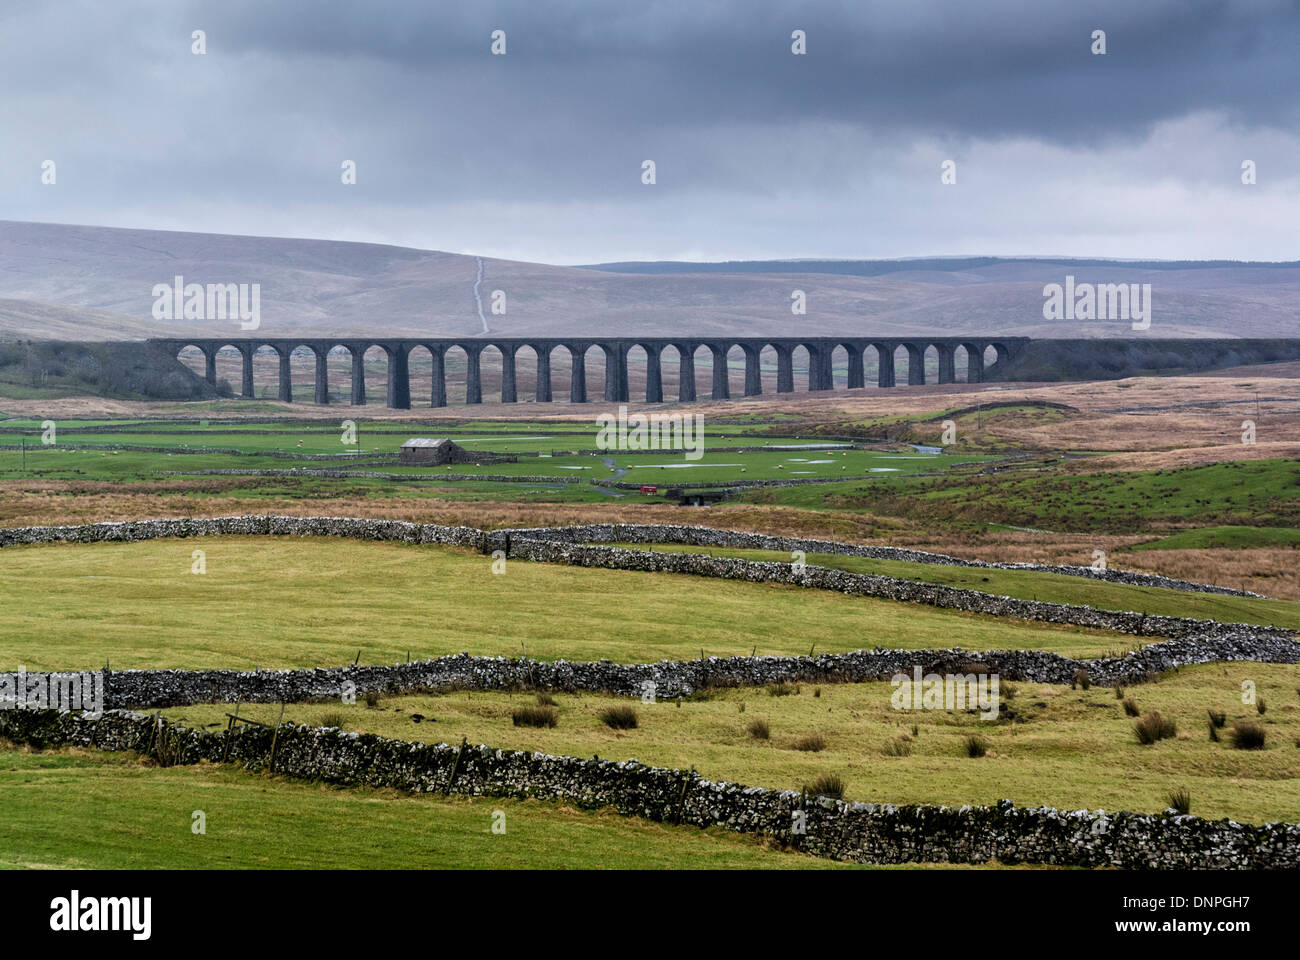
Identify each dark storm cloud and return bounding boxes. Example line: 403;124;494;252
1;0;1298;260
192;0;1300;139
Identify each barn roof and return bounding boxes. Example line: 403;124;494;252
401;437;452;448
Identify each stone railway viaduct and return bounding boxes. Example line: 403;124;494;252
150;337;1029;408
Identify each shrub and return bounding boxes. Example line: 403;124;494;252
963;735;989;758
598;705;639;730
318;711;347;730
747;718;771;740
804;773;845;799
1207;709;1226;728
535;692;557;707
512;705;557;728
792;732;826;752
881;737;912;757
1134;711;1177;745
1122;697;1140;717
1166;787;1191;815
1229;722;1266;750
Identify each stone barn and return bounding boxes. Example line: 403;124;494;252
399;437;466;466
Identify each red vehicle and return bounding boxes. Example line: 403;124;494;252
640;485;658;494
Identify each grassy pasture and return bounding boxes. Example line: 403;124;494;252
0;746;851;869
0;417;994;497
162;662;1300;824
602;543;1300;629
1129;525;1300;551
740;459;1300;531
0;536;1133;671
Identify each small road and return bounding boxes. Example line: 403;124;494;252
593;456;628;497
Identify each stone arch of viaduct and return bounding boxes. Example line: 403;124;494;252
149;337;1030;409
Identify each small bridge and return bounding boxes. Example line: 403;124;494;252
148;336;1029;408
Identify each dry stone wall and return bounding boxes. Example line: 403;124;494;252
498;522;1259;596
5;517;1295;709
1;708;1294;869
91;632;1300;709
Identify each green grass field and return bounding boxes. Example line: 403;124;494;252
0;416;993;502
0;746;852;869
739;459;1300;531
1129;525;1300;551
603;543;1300;629
0;537;1130;671
161;662;1300;824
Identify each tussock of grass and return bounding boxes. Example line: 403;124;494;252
513;705;558;728
792;732;826;752
1134;711;1177;745
1166;787;1191;815
598;705;638;730
747;718;771;740
1229;722;1266;750
881;737;911;757
804;773;845;799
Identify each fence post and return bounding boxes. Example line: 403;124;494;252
443;736;468;795
267;702;286;773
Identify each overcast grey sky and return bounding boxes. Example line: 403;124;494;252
2;0;1298;263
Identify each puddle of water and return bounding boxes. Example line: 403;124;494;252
627;463;743;469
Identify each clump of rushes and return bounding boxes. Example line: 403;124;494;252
1229;722;1266;750
1122;697;1140;717
1134;711;1177;745
792;732;826;752
963;735;989;758
1115;687;1125;699
1074;669;1091;691
1166;788;1191;815
318;712;347;730
804;773;845;799
747;718;770;740
512;705;557;728
1256;699;1267;715
364;691;380;709
1208;721;1220;743
767;682;800;697
1207;709;1226;728
598;705;638;730
881;737;912;757
535;692;557;707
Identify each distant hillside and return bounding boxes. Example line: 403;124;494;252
2;220;1299;342
582;257;1300;276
